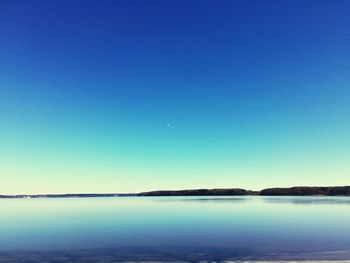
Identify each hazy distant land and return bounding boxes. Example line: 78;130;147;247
1;186;350;198
0;193;136;199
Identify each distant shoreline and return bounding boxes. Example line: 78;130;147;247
1;186;350;198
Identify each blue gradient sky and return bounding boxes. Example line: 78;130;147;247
1;0;349;194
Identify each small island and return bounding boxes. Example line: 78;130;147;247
138;188;257;196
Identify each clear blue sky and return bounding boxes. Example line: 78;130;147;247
1;0;349;194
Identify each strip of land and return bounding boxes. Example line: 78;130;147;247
138;188;257;196
1;186;350;198
139;186;350;196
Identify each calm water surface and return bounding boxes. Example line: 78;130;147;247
0;196;350;262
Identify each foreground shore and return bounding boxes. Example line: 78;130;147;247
1;247;350;262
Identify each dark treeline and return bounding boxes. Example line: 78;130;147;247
260;186;350;196
138;188;258;196
139;186;350;196
1;186;350;198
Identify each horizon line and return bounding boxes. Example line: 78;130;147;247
1;185;350;197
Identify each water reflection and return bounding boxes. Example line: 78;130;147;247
261;196;350;205
150;196;250;203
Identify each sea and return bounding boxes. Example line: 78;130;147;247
0;196;350;262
